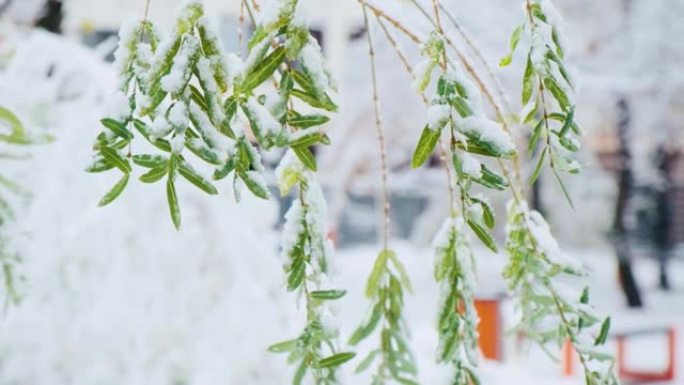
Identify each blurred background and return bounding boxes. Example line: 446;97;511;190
0;0;682;384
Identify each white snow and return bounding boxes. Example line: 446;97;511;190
105;90;130;121
167;102;188;129
427;104;451;131
459;116;516;154
461;153;482;179
160;36;199;95
245;97;281;136
299;40;330;94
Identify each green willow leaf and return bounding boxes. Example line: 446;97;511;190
288;114;330;129
241;46;286;93
315;352;356;369
310;290;347;300
292;146;317;171
140;165;168;183
522;54;535;105
132;154;168;168
528;119;544;155
411;125;440;168
530;147;547;185
594;317;611;346
178;160;218;195
544;76;570;112
289;132;323;147
267;338;298;353
499;24;523;67
467;219;498;252
100;118;133;140
166;177;181;230
98;173;129;207
354;350;380;373
99;147;132;173
238;170;269;199
348;303;382;345
365;250;389;298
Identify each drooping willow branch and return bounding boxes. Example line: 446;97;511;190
0;106;52;306
344;6;419;384
88;1;354;383
86;0;619;384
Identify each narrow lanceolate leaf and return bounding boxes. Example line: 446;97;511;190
310;290;347;300
528;119;544;155
355;350;380;373
178;160;218;195
132;154;168;168
348;303;382;345
559;106;575;137
289;132;323;147
292;146;317;171
98;173;129;207
100;118;133;140
411;125;440;168
267;339;298;353
499;24;523;67
99;147;132;173
140;165;168;183
594;317;611;346
467;219;498;252
237;170;269;199
365;250;390;298
315;352;356;369
544;76;570;112
85;158;114;173
522;54;535;105
167;177;181;230
530;147;547;184
287;114;330;129
241;47;286;93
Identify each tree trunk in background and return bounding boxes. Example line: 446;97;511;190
613;98;643;308
35;0;63;34
654;145;676;290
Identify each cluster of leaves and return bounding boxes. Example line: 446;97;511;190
90;0;352;382
87;0;335;229
504;201;618;385
347;249;417;385
271;152;353;385
501;0;581;203
433;218;480;385
411;33;516;255
0;106;51;305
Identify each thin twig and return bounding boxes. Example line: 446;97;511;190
357;0;422;44
362;6;391;251
438;3;513;114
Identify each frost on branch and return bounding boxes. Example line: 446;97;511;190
504;201;619;385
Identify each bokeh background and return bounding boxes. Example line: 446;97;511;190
0;0;682;384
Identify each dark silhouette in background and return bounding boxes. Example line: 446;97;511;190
613;98;643;308
35;0;63;34
653;145;678;291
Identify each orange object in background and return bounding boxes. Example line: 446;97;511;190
474;298;503;361
617;328;676;382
